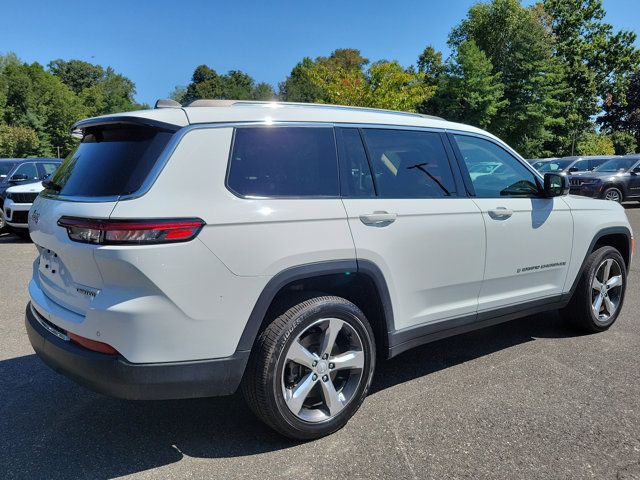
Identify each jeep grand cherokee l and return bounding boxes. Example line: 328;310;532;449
25;100;633;439
570;155;640;202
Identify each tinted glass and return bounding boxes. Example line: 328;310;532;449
595;157;636;172
13;163;39;180
454;135;540;198
50;125;173;197
0;163;15;177
361;129;455;198
228;127;339;197
591;158;609;170
538;159;572;172
336;127;374;197
570;159;590;172
41;163;59;176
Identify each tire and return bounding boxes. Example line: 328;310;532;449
560;246;627;332
602;186;623;203
242;295;376;440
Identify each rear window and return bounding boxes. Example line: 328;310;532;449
49;125;173;197
227;127;339;197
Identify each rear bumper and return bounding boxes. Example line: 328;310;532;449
26;303;250;400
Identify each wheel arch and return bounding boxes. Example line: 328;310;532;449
601;183;626;200
236;260;395;359
566;226;633;300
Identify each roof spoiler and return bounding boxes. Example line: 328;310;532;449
71;116;183;137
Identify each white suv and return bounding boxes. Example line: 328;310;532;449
26;100;633;439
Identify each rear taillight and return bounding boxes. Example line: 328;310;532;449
57;217;205;245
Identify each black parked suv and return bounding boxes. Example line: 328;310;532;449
536;155;615;176
570;155;640;203
0;158;61;231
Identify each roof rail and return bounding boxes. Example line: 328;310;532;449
184;99;444;120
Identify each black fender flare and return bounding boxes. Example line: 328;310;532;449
563;225;632;302
235;259;395;352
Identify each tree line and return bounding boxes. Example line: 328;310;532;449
1;0;639;159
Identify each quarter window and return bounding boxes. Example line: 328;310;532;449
454;135;540;198
336;127;375;197
228;127;339;197
361;129;456;198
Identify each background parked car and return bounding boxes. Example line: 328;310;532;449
1;180;46;239
535;155;616;175
569;154;640;202
0;158;60;233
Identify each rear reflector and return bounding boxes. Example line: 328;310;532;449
68;332;118;355
58;217;205;245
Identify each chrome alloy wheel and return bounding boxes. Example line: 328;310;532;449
281;318;365;423
604;189;622;202
591;258;623;322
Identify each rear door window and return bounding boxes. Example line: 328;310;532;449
49;125;173;197
360;129;456;198
227;127;339;197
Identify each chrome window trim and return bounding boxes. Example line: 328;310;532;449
42;119;533;203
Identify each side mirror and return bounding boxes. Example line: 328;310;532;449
543;173;569;197
568;167;579;173
632;166;640;175
10;173;28;183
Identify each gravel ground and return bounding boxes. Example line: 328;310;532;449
1;206;640;480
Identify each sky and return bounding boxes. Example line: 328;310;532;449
1;0;639;106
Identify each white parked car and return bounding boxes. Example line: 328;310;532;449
2;180;44;236
26;100;633;439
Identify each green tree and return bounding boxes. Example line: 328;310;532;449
576;132;615;155
48;59;143;116
182;65;274;104
417;46;445;85
423;40;506;128
610;131;637;155
2;62;86;156
251;82;276;100
279;57;325;102
169;85;187;104
449;0;569;157
599;71;640;153
543;0;640;146
0;124;39;157
281;49;433;111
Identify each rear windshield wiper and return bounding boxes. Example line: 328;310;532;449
42;179;62;192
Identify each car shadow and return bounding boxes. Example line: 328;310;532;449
0;310;578;479
0;231;31;244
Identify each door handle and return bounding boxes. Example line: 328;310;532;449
488;207;513;219
359;211;397;226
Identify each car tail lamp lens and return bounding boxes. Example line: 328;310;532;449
57;217;205;245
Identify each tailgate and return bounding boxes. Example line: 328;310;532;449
29;196;117;315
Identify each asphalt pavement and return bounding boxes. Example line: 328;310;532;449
1;206;640;480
